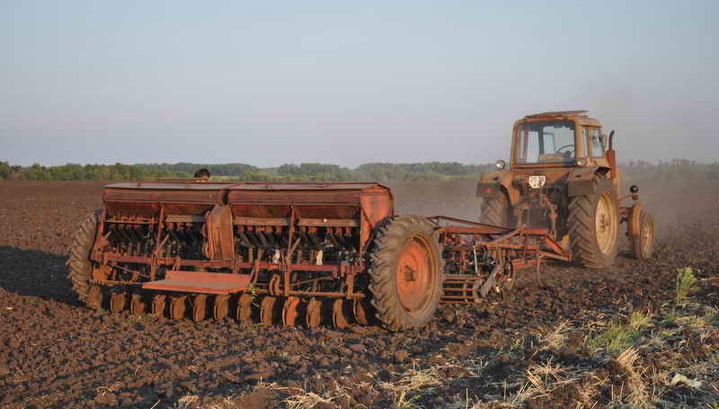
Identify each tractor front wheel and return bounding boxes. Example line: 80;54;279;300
368;215;444;331
567;177;620;269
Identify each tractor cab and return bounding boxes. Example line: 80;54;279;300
482;111;619;206
510;110;612;171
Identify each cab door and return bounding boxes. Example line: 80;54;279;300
582;126;619;191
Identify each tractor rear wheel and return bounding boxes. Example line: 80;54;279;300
67;209;102;307
368;215;444;331
568;177;620;269
479;193;512;227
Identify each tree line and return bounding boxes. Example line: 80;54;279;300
0;160;716;182
0;161;493;182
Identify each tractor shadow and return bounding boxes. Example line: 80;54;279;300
0;246;79;305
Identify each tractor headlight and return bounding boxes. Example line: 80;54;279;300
495;160;506;170
575;158;587;167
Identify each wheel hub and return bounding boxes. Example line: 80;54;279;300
396;238;433;315
595;193;618;254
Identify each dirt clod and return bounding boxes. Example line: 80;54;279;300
94;392;118;407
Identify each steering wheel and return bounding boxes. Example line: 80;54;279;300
555;144;575;157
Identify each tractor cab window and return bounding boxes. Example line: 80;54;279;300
514;121;575;164
584;127;604;157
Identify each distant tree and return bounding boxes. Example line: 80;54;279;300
48;164;85;180
0;161;9;180
24;163;49;180
277;163;355;181
277;164;301;176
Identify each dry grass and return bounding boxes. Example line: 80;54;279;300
539;320;569;350
614;347;651;408
379;364;444;408
284;391;336;409
507;357;579;406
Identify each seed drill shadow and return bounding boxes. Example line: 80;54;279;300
0;246;78;305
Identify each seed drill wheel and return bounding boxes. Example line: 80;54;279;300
568;177;620;269
67;209;103;308
368;215;444;331
213;295;229;321
630;208;655;260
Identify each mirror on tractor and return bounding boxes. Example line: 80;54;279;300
495;160;506;170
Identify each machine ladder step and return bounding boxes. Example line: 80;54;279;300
142;270;251;294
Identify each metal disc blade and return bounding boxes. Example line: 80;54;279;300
193;294;207;322
110;292;127;313
306;298;321;329
151;294;166;316
332;299;349;329
237;293;253;323
170;296;186;320
282;297;300;326
352;299;371;326
213;295;229;321
260;297;276;325
130;293;145;315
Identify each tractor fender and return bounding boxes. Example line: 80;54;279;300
477;170;516;203
626;201;645;237
567;167;601;197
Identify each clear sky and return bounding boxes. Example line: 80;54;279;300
1;0;717;167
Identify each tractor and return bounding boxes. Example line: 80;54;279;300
477;110;655;269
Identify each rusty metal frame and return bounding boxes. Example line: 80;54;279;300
90;181;576;315
91;183;393;301
430;215;571;304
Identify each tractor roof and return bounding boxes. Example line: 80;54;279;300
518;110;602;127
525;110;588;119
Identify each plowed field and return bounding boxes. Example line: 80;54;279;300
0;180;717;408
